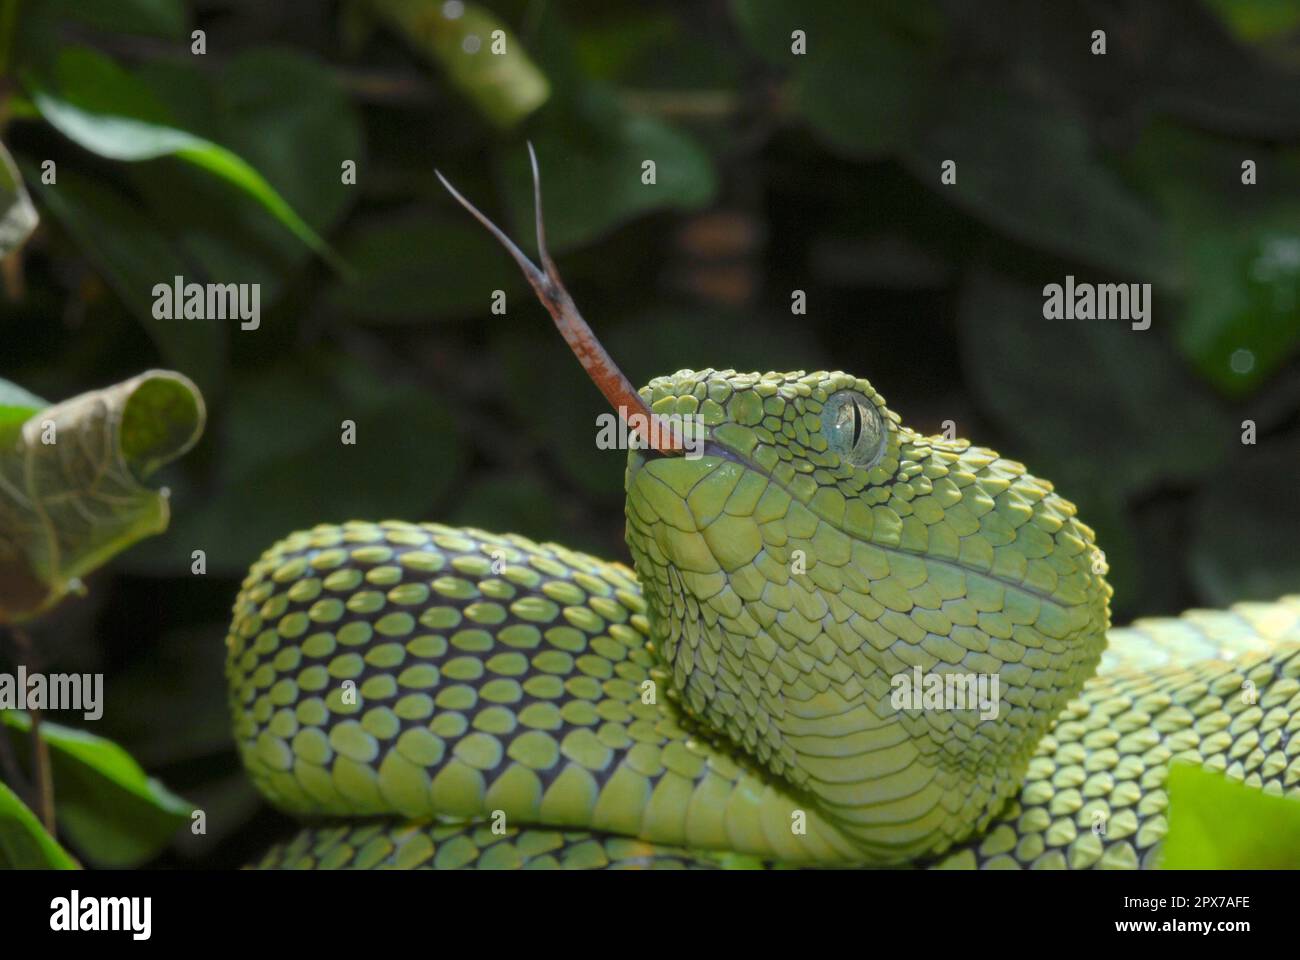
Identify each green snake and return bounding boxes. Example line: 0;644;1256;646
226;151;1300;869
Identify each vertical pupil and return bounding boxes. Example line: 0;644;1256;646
850;400;862;447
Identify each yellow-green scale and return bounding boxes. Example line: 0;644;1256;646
622;370;1112;861
248;594;1300;870
227;520;862;864
229;367;1300;869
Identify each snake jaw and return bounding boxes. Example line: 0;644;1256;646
623;368;1112;863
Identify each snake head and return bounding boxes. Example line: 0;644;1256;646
440;153;1113;864
622;369;1113;862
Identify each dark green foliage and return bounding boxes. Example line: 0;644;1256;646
0;0;1297;867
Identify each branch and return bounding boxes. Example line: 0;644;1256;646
8;626;54;834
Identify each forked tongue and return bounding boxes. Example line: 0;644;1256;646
435;145;684;455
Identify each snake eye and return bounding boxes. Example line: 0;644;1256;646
821;391;885;467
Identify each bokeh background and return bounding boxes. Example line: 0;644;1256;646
2;0;1299;866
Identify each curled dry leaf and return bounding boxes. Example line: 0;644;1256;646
0;371;205;623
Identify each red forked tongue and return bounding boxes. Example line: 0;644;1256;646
435;144;684;455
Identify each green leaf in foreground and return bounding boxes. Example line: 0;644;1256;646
4;712;191;867
0;371;205;622
26;47;343;271
0;779;78;869
0;139;38;257
1163;762;1300;868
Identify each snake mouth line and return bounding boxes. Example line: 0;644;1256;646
630;438;737;464
631;434;1076;612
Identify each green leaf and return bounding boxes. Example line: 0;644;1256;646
903;85;1176;286
370;0;550;128
26;48;342;270
130;50;364;299
1176;219;1300;395
0;370;205;622
131;354;463;574
1189;433;1300;606
24;164;227;395
731;0;943;157
0;139;37;257
0;380;45;409
0;377;46;442
4;712;191;867
0;779;79;869
1163;762;1300;868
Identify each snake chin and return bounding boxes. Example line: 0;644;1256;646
623;368;1112;863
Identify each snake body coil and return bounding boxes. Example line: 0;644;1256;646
226;371;1300;869
225;156;1300;869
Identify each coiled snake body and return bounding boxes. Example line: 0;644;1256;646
225;157;1300;869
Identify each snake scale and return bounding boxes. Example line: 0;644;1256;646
225;152;1300;869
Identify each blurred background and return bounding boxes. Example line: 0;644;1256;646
1;0;1299;866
